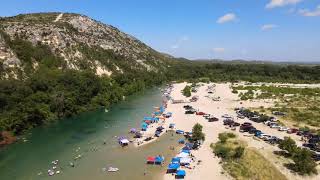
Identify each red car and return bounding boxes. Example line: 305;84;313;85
196;112;206;115
287;128;298;134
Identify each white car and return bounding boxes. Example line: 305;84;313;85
270;124;281;129
264;121;271;125
222;114;232;118
279;127;289;131
259;134;271;140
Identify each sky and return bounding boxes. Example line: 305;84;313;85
0;0;319;62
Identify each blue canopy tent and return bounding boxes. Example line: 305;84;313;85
144;116;153;120
178;139;185;144
176;130;184;134
171;157;180;164
185;143;194;149
154;111;161;115
182;146;192;151
169;123;175;129
167;163;180;174
160;106;165;113
153;117;160;122
141;122;148;131
176;170;186;179
155;156;165;164
168;163;180;170
181;149;190;154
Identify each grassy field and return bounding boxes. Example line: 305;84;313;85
211;133;287;180
233;85;320;127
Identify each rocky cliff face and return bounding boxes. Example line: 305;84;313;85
0;13;172;79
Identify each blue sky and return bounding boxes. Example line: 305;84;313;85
0;0;319;62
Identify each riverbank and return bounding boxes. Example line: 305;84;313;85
0;131;16;147
160;82;320;180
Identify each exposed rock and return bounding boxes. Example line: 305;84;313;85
0;12;171;78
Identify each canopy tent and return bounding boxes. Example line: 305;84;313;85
141;122;148;128
130;128;137;133
176;152;189;158
134;131;142;138
180;157;192;165
181;149;190;154
176;170;186;176
155;156;165;164
171;157;180;164
167;163;180;170
185;143;194;149
155;131;161;137
154;111;161;115
182;146;192;151
147;156;156;163
120;139;129;144
169;123;175;128
117;136;127;141
164;112;172;118
160;106;165;113
144;120;152;124
144;116;154;121
176;130;184;134
157;126;165;131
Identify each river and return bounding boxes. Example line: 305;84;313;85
0;87;182;180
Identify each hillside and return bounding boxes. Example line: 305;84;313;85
0;12;174;79
0;12;180;136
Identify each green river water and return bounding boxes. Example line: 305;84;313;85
0;88;183;180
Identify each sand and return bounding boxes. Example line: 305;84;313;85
159;82;320;180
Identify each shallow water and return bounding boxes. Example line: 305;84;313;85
0;88;182;180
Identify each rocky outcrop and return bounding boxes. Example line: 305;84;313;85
0;13;171;78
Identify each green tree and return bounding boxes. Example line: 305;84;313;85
292;148;317;175
182;85;191;97
278;137;297;156
192;123;205;141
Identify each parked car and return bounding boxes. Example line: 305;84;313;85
279;127;289;131
264;121;271;125
183;105;193;110
312;153;320;161
249;127;258;134
222;114;232;118
203;114;211;118
255;130;263;137
185;110;195;114
242;122;252;126
287;128;298;134
237;115;245;119
270;124;281;129
208;117;219;122
196;111;206;115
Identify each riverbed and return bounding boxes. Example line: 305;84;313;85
0;88;182;180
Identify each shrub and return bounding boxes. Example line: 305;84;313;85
278;137;297;156
291;148;317;175
192;123;205;141
218;132;236;143
233;146;245;159
182;85;192;97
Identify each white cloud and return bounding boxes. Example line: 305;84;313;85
171;36;189;49
213;48;225;53
217;13;236;24
261;24;278;31
299;5;320;17
266;0;302;9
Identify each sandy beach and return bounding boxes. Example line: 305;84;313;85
156;82;320;180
